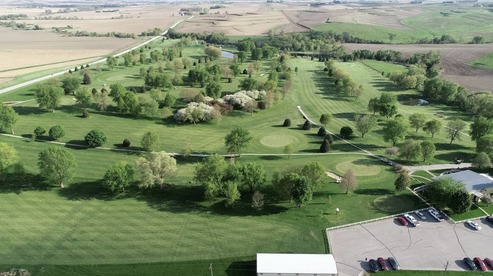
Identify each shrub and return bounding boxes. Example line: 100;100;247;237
257;101;266;110
85;130;107;147
122;138;131;147
283;119;291;127
320;139;330;153
317;127;326;136
49;125;65;141
82;109;90;118
340;126;353;139
325;133;334;144
242;69;248;74
302;120;311;130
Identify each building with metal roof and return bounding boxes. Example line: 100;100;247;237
257;253;338;276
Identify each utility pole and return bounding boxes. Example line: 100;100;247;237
209;263;214;276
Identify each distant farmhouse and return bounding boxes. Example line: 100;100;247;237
434;170;493;201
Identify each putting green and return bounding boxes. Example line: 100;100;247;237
336;159;381;176
260;135;296;147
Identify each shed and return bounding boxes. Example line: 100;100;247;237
257;253;338;276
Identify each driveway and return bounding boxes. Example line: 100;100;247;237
327;213;493;275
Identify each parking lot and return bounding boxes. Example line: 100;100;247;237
327;211;493;275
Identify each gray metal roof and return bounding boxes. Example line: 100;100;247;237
434;170;493;193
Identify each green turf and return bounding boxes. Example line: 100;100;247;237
468;51;493;69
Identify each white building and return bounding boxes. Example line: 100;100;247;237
257;253;338;276
434;169;493;199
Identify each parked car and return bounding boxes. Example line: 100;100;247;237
403;213;419;226
377;257;389;271
464;257;477;270
483;258;493;270
466;220;481;230
486;215;493;224
414;210;426;220
388;257;399;270
368;259;379;272
396;216;408;226
428;208;444;221
474;257;487;271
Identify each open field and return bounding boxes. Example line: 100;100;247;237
344;43;493;92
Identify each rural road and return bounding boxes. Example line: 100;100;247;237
403;163;472;173
0;18;187;96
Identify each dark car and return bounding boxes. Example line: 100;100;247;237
388;257;399;270
396;216;408;226
484;258;493;270
368;259;379;272
464;257;477;270
474;257;487;271
377;257;389;271
486;215;493;224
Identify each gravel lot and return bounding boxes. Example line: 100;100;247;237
327;211;493;275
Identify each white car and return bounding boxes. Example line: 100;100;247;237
414;210;426;220
466;220;481;230
428;208;444;221
403;213;419;226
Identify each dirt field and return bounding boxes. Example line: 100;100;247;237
176;3;310;36
345;43;493;92
0;27;138;84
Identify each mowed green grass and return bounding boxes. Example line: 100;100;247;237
312;6;493;43
0;43;478;274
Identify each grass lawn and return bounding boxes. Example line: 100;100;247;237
0;40;482;275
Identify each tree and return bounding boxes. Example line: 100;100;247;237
341;169;358;194
74;88;93;110
283;119;291;127
385;147;399;156
355;114;377;138
224;127;252;155
302;120;311;130
301;161;326;188
472;152;492;170
205;81;222;99
33;126;46;139
61;75;81;95
84;130;107;147
383;118;408;146
420;140;436;162
283;144;294;158
136;151;178;189
476;136;493;154
0;142;18;176
163;93;176;107
446;119;466;144
320;139;330;153
38;147;76;188
399;139;421;163
239;77;257;91
469;116;493;144
424;178;471;213
106;56;117;70
394;171;411;191
409;113;426;132
251;190;264;211
423;120;442;138
320;114;332;127
122;138;131;147
103;161;134;192
224;181;241;207
82;72;91;85
368;98;379;114
141;131;159;152
449;189;472;214
0;104;18;134
35;84;63;112
48;125;65;141
372;93;398;118
291;175;313;207
238;162;266;192
204;45;222;60
339;126;353;139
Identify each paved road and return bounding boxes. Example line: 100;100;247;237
404;163;472;173
0;19;186;96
